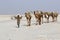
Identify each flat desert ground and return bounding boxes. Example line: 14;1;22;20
0;14;60;40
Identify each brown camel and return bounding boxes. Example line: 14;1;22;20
34;11;43;25
51;12;58;22
25;12;32;26
44;11;58;23
39;11;44;23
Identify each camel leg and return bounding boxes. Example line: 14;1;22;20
36;19;38;25
27;19;29;26
55;17;57;22
47;16;49;23
27;19;31;26
56;17;57;21
29;20;31;26
42;17;43;24
39;18;41;25
52;17;54;22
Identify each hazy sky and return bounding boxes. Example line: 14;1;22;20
0;0;60;14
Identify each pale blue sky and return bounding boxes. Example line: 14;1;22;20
0;0;60;14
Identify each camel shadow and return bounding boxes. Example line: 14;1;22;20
22;24;31;27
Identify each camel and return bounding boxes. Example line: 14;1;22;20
14;14;22;28
52;12;58;22
39;11;44;23
43;11;58;23
25;12;32;26
34;11;43;25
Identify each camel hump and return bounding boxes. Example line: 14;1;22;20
25;12;32;19
53;11;58;16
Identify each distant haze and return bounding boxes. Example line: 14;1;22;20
0;0;60;15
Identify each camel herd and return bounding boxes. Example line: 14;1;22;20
34;11;58;24
11;10;58;28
